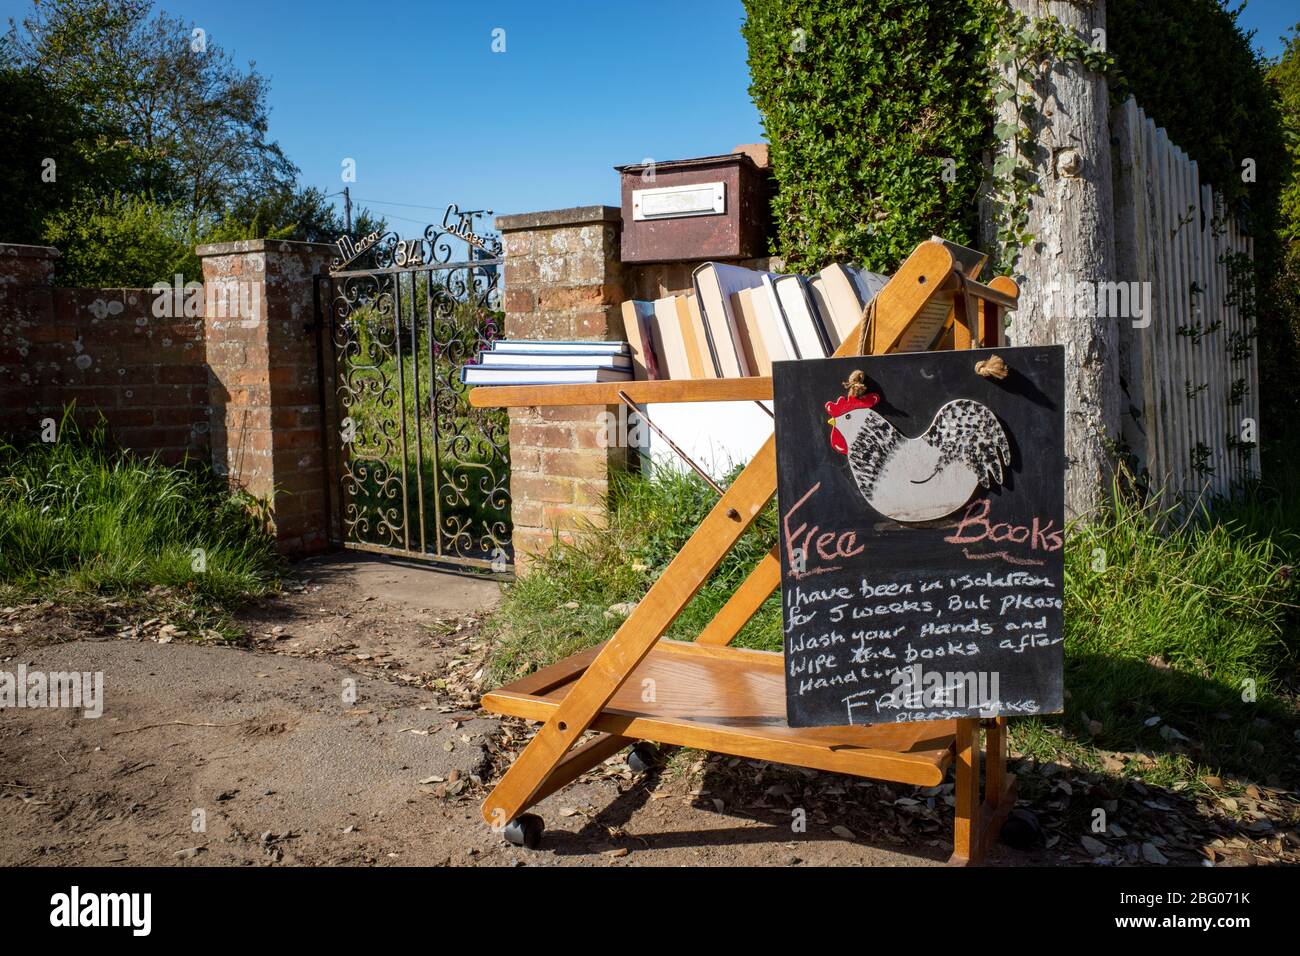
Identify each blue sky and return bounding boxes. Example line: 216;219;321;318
159;0;763;229
4;0;1297;233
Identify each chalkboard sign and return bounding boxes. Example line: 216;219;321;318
773;346;1065;728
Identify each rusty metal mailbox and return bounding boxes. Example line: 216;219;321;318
615;153;771;263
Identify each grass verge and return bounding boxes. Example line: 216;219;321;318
0;416;282;636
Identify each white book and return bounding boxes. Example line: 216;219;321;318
748;282;789;364
759;274;800;361
652;296;694;379
804;275;838;353
489;339;628;354
729;288;770;376
817;264;872;348
480;350;631;370
462;365;631;386
768;274;829;360
692;262;769;377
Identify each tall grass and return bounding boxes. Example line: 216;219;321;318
486;462;782;681
0;416;281;607
1027;481;1298;783
487;457;1299;783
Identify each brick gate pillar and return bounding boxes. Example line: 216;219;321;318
494;206;627;568
197;239;335;556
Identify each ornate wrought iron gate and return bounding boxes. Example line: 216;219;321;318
318;205;512;575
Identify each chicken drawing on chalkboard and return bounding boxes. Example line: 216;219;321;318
826;372;1011;523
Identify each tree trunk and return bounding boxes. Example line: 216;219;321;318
992;0;1120;521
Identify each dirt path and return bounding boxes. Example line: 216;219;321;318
1;555;948;866
2;554;1294;867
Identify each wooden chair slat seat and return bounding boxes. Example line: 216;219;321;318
483;639;956;786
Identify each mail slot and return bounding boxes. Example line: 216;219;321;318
615;151;772;263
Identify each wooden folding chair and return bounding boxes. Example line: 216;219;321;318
469;238;1021;864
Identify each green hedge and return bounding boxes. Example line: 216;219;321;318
741;0;996;273
1109;0;1287;239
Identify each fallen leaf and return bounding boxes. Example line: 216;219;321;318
1080;836;1107;856
1142;842;1169;865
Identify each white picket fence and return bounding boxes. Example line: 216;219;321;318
1112;97;1259;503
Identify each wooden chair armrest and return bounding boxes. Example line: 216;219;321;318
469;376;774;409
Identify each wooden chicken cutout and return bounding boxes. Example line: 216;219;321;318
827;387;1011;523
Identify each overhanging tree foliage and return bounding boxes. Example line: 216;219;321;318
0;0;383;285
10;0;295;217
741;0;1297;446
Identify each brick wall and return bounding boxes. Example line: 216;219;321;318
495;207;629;565
0;239;334;556
0;244;209;463
494;206;783;568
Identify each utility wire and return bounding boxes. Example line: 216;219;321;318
370;211;441;227
353;197;454;211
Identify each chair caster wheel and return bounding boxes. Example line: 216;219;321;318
502;813;544;849
627;743;659;773
1000;808;1044;850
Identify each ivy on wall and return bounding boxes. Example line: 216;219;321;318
985;6;1113;273
743;0;1284;270
742;0;1295;440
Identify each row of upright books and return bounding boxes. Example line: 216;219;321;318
460;260;894;386
623;261;887;380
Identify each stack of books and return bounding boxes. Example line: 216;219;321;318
620;260;891;380
461;340;633;386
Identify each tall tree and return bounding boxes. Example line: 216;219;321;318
10;0;296;217
1269;24;1300;243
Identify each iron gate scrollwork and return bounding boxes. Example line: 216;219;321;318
319;204;511;575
